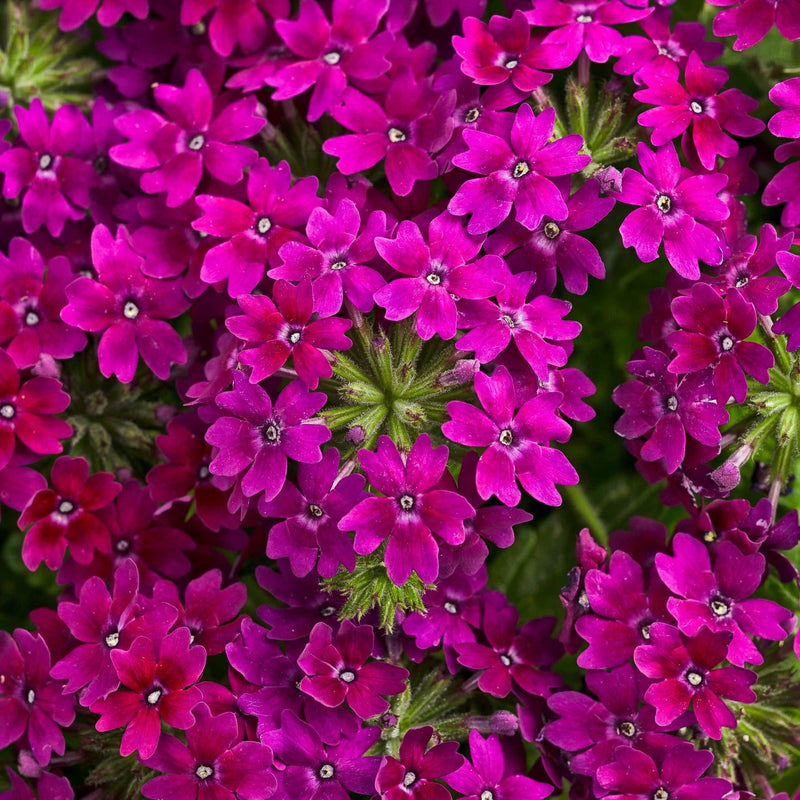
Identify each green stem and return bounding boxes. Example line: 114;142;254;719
563;483;608;546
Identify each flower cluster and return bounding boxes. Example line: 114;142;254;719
0;1;798;799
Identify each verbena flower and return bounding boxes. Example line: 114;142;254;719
39;0;149;30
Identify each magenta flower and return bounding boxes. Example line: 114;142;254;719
449;104;590;234
193;159;321;297
267;0;393;121
39;0;149;29
617;141;728;278
633;623;757;739
298;620;409;719
667;283;773;404
260;447;366;578
323;69;455;196
0;99;95;236
655;533;794;666
19;456;121;571
708;0;800;50
206;373;331;507
453;10;567;93
596;740;731;800
60;225;189;383
90;627;206;760
373;212;503;341
0;348;71;471
141;703;276;800
455;271;581;377
0;238;86;370
226;279;352;389
0;629;75;766
110;69;264;207
442;366;576;507
50;559;178;707
337;434;475;585
635;52;764;170
375;726;464;800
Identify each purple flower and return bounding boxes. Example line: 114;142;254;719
442;366;576;507
655;533;794;665
206;373;331;509
596;740;731;800
270;199;387;317
667;283;773;404
90;627;206;760
267;0;393;121
110;69;264;207
264;709;381;800
448;104;590;234
39;0;149;29
0;348;72;471
448;729;552;800
60;225;189;383
141;703;277;800
375;726;464;800
708;0;800;50
193;159;322;297
259;447;366;578
613;347;728;474
297;620;408;719
0;629;75;766
323;69;455;196
373;212;503;341
19;456;120;572
633;623;757;739
455;271;581;376
617;141;728;278
226;278;352;389
50;559;177;707
0;99;95;236
338;434;474;585
0;238;86;370
635;52;764;170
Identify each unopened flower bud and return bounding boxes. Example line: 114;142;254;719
465;710;519;736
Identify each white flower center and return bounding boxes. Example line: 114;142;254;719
544;221;561;239
340;669;356;683
116;539;131;553
617;720;636;738
710;598;730;616
289;331;301;344
720;335;734;351
654;788;669;800
403;771;417;787
308;503;324;518
443;601;458;614
257;216;272;235
686;670;703;687
26;689;35;704
123;301;140;320
464;107;480;123
502;314;516;328
58;500;75;515
146;688;162;705
499;429;513;446
323;51;341;65
320;605;336;617
689;100;704;114
388;127;407;143
512;160;530;178
24;310;39;326
0;403;15;419
640;623;651;640
38;153;53;171
576;13;592;22
655;194;672;213
480;791;494;800
330;260;347;271
319;763;335;779
105;631;120;648
188;134;205;151
704;530;717;542
666;395;678;412
198;465;210;480
262;423;279;443
399;494;414;511
195;765;213;780
426;272;442;285
504;58;518;69
499;653;512;667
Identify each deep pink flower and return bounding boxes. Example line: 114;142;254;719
19;456;121;571
0;99;96;236
373;212;503;341
60;225;189;383
226;278;352;389
449;104;590;234
323;69;456;196
39;0;149;29
142;702;276;800
338;434;474;585
0;238;86;370
90;627;206;760
617;141;728;278
635;52;764;170
708;0;800;50
0;348;71;471
267;0;393;121
442;366;576;507
298;620;409;719
633;623;757;739
0;629;75;766
667;283;773;404
375;726;464;800
193;159;321;297
110;69;264;207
